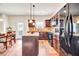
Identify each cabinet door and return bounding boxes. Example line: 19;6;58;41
45;20;51;27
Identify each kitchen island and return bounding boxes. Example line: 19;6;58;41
22;32;39;56
22;32;59;56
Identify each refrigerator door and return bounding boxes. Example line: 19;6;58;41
64;13;73;55
65;13;73;47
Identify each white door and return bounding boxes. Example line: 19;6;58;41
17;23;24;39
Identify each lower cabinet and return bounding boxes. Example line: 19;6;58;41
52;36;60;53
39;32;48;40
22;36;39;56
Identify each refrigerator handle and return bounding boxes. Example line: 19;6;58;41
64;15;68;45
69;14;73;44
67;14;73;47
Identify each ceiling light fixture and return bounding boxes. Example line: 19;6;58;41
64;10;66;13
29;3;35;23
64;5;66;13
29;20;33;23
77;20;79;24
33;23;35;25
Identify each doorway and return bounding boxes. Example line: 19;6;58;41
16;22;24;39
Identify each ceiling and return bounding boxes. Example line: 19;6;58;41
60;3;79;16
70;3;79;16
0;3;65;16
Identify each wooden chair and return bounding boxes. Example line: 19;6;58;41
0;34;12;49
11;31;16;44
7;31;16;45
6;32;13;46
0;31;16;49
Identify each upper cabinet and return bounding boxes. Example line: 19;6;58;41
51;14;59;27
45;20;51;27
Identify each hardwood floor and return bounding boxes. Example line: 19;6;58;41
38;40;59;56
0;40;59;56
0;40;22;56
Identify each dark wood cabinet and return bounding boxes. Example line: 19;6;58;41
45;20;51;27
28;20;35;27
39;32;48;40
22;36;39;56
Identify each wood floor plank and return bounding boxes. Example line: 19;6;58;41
0;40;59;56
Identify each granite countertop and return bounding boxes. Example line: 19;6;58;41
73;33;79;36
25;32;39;36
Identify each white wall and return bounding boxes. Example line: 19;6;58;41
2;14;8;33
0;21;4;33
0;14;8;33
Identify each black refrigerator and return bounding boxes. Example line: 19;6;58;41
60;3;79;56
64;13;74;55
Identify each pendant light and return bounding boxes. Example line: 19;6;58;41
29;3;33;23
63;5;66;13
33;4;35;20
29;4;35;23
